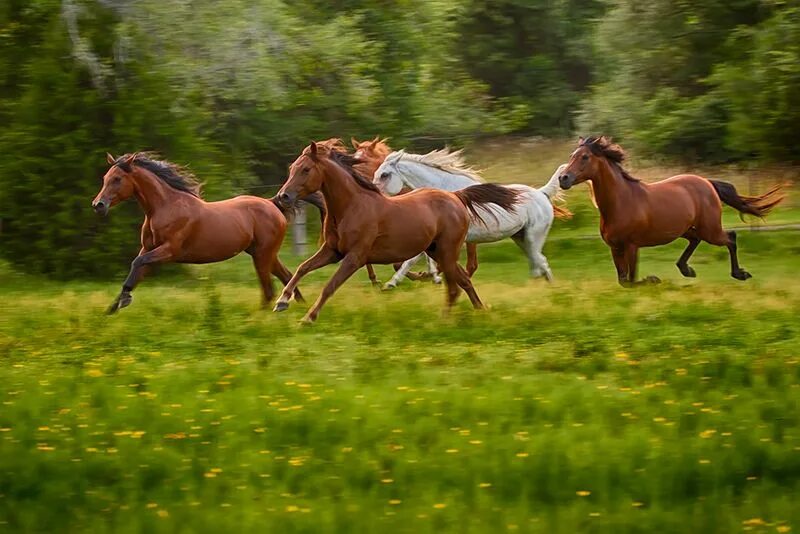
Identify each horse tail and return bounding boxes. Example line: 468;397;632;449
301;191;327;226
269;192;327;246
710;180;785;220
540;164;572;220
454;183;522;226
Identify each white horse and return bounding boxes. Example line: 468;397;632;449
373;149;567;288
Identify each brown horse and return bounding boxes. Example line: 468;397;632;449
272;141;521;323
352;136;392;178
92;152;303;313
558;136;785;286
352;136;456;284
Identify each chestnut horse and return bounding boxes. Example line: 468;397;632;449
92;152;303;313
559;136;785;286
351;137;440;285
273;141;521;323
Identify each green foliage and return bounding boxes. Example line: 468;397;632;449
0;0;798;278
713;5;800;161
580;0;799;163
456;0;605;135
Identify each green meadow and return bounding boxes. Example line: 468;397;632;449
1;147;799;532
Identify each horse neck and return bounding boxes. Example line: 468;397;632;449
399;161;478;191
130;167;182;216
589;161;636;220
319;159;377;219
354;157;382;178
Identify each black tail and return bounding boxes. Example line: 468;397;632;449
300;191;327;225
269;191;327;226
454;183;522;226
710;180;785;220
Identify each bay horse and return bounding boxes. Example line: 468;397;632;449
272;140;522;323
558;136;785;286
92;152;303;313
374;149;571;287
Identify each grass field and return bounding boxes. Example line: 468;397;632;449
1;140;799;532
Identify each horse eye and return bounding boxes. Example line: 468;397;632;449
582;154;589;161
302;167;310;174
381;172;390;179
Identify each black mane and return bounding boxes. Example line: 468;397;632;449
115;153;203;197
329;149;382;194
581;136;640;183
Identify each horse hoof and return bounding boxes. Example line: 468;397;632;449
678;265;696;278
299;316;315;325
733;270;752;281
273;301;290;312
382;283;397;291
118;293;133;309
106;300;120;315
644;276;661;285
432;277;443;285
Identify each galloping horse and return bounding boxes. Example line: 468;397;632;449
92;152;303;313
272;141;521;323
351;137;440;285
558;136;785;285
374;148;570;288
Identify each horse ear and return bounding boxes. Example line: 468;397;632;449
309;141;318;158
578;136;585;145
351;137;359;149
107;153;116;165
123;153;137;165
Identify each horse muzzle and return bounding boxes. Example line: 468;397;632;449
92;200;109;216
559;173;576;190
275;191;297;209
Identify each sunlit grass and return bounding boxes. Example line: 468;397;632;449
1;227;799;532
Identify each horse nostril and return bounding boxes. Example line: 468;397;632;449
277;193;291;206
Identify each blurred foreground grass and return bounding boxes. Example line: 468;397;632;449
1;225;799;532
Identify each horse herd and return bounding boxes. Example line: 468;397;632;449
91;136;785;322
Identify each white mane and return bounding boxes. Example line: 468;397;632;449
387;148;484;182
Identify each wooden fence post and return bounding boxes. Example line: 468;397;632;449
292;203;307;256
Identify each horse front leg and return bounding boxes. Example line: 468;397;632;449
465;243;478;277
611;245;632;288
384;252;425;290
108;244;175;314
365;264;381;286
303;252;365;323
426;254;442;284
274;245;341;312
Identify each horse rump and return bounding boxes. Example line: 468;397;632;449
710;180;785;220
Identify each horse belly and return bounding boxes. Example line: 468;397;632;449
178;218;253;263
466;205;525;243
365;227;435;264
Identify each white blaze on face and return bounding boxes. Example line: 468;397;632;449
354;150;364;160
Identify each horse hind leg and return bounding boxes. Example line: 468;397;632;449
676;233;700;278
512;226;553;282
724;231;751;280
272;258;304;303
248;245;279;308
701;227;752;280
430;241;483;310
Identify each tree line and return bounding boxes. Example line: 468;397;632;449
0;0;797;278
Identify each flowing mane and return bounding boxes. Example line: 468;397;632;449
581;136;640;183
115;152;203;197
322;143;382;194
387;148;484;182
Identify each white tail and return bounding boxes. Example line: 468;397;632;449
540;164;567;204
